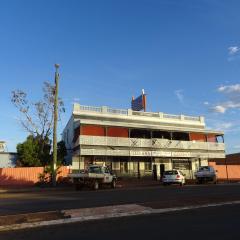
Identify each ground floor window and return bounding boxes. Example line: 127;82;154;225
120;162;128;173
144;162;152;171
172;159;191;170
112;161;120;170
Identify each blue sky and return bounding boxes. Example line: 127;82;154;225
1;0;240;153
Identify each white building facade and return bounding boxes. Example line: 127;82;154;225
62;104;225;179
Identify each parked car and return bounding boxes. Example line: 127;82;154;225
68;165;117;190
195;166;217;184
162;170;186;186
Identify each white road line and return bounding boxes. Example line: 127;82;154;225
0;200;240;232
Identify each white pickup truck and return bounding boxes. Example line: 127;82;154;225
68;165;117;190
195;166;217;184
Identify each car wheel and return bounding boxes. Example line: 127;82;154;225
111;179;116;188
93;180;99;190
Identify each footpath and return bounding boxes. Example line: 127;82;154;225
1;200;240;232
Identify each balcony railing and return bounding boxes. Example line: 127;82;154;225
73;104;203;123
78;135;225;152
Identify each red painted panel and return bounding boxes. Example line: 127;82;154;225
81;125;105;136
107;127;129;138
189;133;206;142
207;134;217;142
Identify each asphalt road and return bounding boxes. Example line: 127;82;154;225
1;203;240;240
0;184;240;216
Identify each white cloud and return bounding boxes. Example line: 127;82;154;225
219;122;233;129
203;101;209;105
210;105;226;113
210;84;240;114
228;46;240;55
174;89;184;104
218;84;240;94
73;97;80;102
206;118;235;133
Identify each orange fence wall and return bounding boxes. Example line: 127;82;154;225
209;162;240;180
0;166;71;186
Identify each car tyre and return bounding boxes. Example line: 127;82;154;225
93;180;99;190
111;179;116;189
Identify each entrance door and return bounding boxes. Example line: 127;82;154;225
160;164;165;178
120;162;128;174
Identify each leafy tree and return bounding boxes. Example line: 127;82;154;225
17;136;67;167
57;140;67;165
16;135;51;167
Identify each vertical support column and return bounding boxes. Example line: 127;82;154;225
138;161;140;179
170;132;173;170
150;130;154;180
205;134;208;142
128;128;132;176
78;152;81;172
105;126;108;166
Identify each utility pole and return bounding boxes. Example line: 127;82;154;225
52;64;60;186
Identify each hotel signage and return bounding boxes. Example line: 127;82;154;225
130;150;191;158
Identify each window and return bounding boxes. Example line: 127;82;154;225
104;167;110;174
152;131;171;140
172;132;189;141
112;162;120;170
144;162;152;171
164;170;178;175
89;166;102;174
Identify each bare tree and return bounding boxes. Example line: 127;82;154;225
11;82;65;139
11;81;65;144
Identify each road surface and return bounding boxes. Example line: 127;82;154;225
0;184;240;215
0;203;239;240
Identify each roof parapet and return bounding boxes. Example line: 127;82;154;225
73;103;204;124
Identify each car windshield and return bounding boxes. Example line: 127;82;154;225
89;166;102;174
164;170;178;175
199;166;209;171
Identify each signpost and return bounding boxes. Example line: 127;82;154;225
131;89;147;111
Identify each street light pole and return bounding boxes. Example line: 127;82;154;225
52;64;60;186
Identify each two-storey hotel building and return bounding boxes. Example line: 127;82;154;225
62;103;225;179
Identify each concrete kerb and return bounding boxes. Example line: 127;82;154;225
1;201;240;232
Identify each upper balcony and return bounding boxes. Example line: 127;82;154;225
76;135;225;152
73;104;206;129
